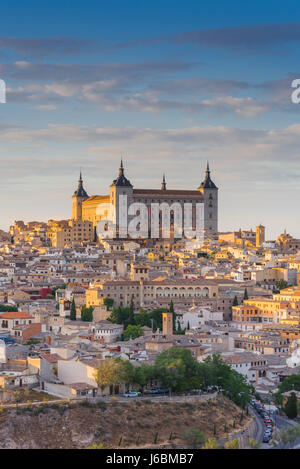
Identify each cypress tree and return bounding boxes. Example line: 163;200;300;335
70;297;76;321
128;295;135;325
233;295;238;306
284;392;298;419
243;288;248;300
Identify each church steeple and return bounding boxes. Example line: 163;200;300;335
161;173;166;190
111;159;132;187
206;161;210;176
198;161;218;190
72;170;88;221
119;158;124;176
74;170;88;198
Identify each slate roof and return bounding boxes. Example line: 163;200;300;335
111;160;133;187
73;172;88;198
198;163;218;190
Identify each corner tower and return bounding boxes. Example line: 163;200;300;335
110;159;133;238
72;171;89;220
197;162;218;235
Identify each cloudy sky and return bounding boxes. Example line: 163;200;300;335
1;0;300;238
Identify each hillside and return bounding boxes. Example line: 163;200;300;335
0;395;252;449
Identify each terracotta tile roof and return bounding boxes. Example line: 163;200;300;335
40;353;62;363
0;311;32;319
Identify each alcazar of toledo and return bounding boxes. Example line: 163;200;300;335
72;160;218;239
12;161;219;248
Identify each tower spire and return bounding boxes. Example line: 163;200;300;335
161;173;166;190
73;169;88;198
198;161;217;190
112;158;132;187
119;158;124;176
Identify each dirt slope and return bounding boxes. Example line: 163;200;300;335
0;395;252;449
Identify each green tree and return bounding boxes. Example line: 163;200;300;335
148;308;165;331
132;363;154;392
277;374;300;394
128;295;135;325
284;392;298;419
81;306;94;322
95;357;134;393
202;353;252;407
70;297;76;321
276;279;288;291
52;284;66;295
232;295;238;306
123;324;144;341
117;359;135;389
103;297;114;310
272;425;300;449
169;300;174;313
108;306;130;326
154;348;199;392
243;288;248;300
0;305;18;312
134;309;151;328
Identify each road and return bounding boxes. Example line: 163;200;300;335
250;404;298;449
0;391;218;408
98;391;218;403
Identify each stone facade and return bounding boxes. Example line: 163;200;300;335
72;161;218;240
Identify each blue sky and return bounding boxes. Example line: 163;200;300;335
1;0;300;238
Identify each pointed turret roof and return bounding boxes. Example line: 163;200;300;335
111;159;133;187
73;171;88;198
198;162;218;190
161;173;166;190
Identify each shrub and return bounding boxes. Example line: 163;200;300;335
88;442;106;449
183;428;206;448
96;400;107;411
202;438;220;449
79;400;94;408
248;438;261;449
224;438;239;449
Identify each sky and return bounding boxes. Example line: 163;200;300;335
1;0;300;239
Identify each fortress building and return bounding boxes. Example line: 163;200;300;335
72;160;218;240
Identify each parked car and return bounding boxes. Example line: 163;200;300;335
155;387;169;394
207;385;217;392
144;388;159;394
130;389;142;395
263;434;271;443
123;391;139;398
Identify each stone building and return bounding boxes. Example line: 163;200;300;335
72;160;218;240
